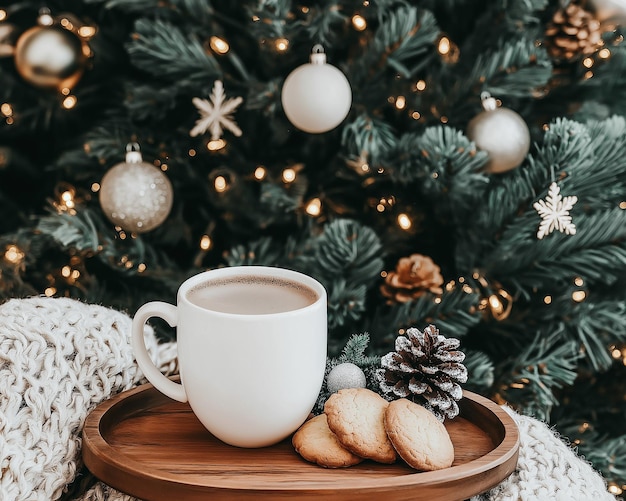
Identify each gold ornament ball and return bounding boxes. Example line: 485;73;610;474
14;25;87;90
466;107;530;174
99;161;173;233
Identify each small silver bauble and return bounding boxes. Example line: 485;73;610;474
281;45;352;134
466;92;530;174
99;144;173;233
326;362;367;393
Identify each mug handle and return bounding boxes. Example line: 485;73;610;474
131;301;187;403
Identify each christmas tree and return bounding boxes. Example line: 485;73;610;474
1;0;626;492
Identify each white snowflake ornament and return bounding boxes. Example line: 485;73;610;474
533;182;578;240
190;80;243;140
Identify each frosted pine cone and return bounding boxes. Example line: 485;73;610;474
380;254;443;304
376;325;467;421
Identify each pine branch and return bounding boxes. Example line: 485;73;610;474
386;126;490;220
295;218;384;287
127;19;221;82
496;329;580;419
366;285;482;350
341;113;397;167
349;5;439;84
464;349;495;392
467;36;552;98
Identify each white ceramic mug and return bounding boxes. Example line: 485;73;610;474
131;266;327;448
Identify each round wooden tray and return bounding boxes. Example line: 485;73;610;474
82;381;519;501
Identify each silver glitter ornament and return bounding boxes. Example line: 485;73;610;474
466;92;530;174
99;143;173;233
326;362;366;393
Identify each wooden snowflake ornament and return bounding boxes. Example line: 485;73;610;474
533;182;578;239
190;80;243;140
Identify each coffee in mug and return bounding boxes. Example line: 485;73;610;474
187;275;318;315
131;266;327;448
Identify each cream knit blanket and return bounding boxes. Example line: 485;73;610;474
0;297;616;501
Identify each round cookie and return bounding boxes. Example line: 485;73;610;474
324;388;397;464
292;414;364;468
384;398;454;471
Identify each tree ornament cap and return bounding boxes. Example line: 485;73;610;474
125;142;143;163
310;44;326;65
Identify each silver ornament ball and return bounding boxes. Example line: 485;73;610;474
99;152;173;233
326;362;366;393
281;45;352;134
466;100;530;174
14;25;87;90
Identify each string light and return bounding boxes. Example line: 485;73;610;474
305;198;322;216
44;287;56;297
574;277;584;286
608;483;622;496
0;10;6;21
254;166;267;180
572;290;586;302
188;148;196;157
438;36;451;55
397;213;412;230
4;245;24;264
598;48;611;59
62;96;77;109
282;167;296;183
200;234;212;250
207;139;226;151
91;182;100;192
352;14;367;31
137;263;147;273
1;103;13;117
411;111;421;120
620;201;626;209
275;38;289;52
544;295;552;304
209;36;230;54
395;96;406;110
214;175;228;192
583;57;594;68
78;26;97;38
437;35;460;63
415;80;426;91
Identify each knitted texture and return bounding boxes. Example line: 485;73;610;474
0;296;178;501
470;406;616;501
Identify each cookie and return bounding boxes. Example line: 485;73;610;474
324;388;397;464
384;398;454;471
292;414;364;468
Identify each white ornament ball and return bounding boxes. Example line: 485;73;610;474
466;95;530;174
281;45;352;134
326;362;366;393
99;149;173;233
588;0;626;23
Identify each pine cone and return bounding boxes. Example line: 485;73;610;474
380;254;443;304
545;3;602;61
376;325;467;421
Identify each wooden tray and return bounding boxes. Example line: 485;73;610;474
82;381;519;501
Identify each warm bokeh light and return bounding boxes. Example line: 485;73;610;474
210;36;230;54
